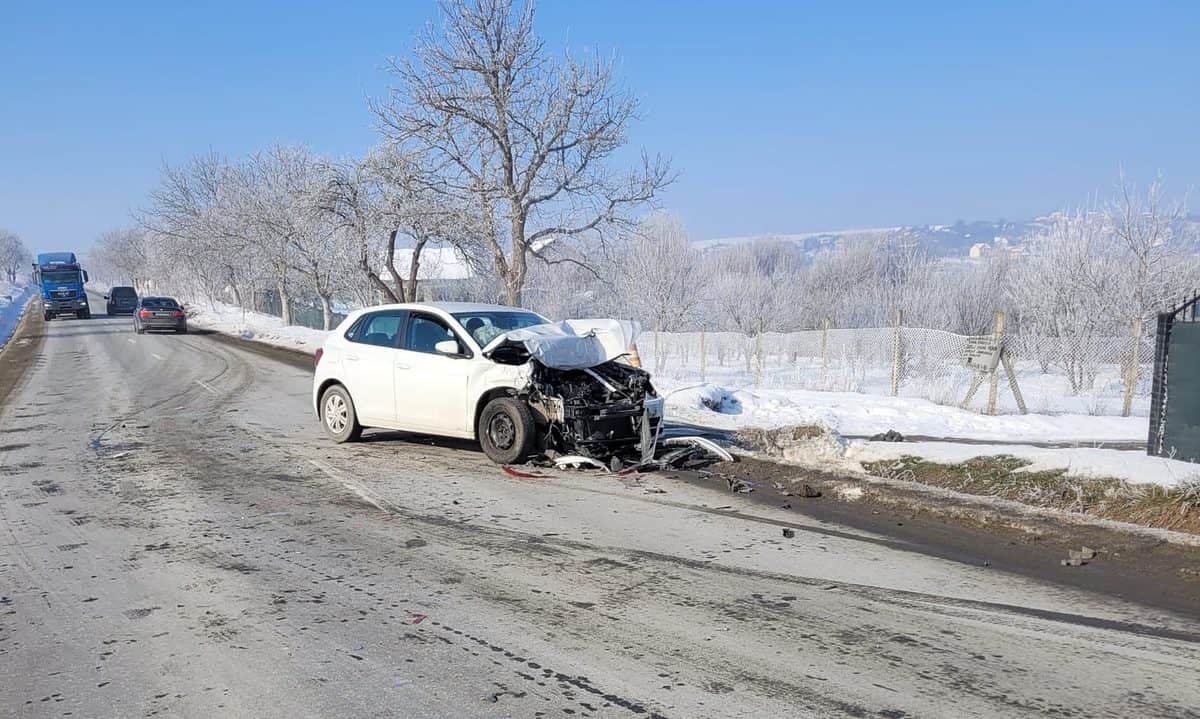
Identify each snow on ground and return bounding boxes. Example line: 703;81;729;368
0;278;34;350
185;301;328;355
845;440;1198;490
659;382;1145;443
182;299;1186;487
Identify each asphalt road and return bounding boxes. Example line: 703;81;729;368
1;298;1198;719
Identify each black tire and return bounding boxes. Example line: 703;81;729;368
177;326;188;334
477;396;535;465
80;309;91;319
134;321;145;335
43;311;52;322
320;385;362;443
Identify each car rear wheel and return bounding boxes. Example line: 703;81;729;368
321;385;362;443
478;397;535;465
43;311;52;321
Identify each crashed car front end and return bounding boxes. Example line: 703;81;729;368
483;319;664;464
526;360;664;464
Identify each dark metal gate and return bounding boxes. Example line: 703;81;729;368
1148;296;1200;462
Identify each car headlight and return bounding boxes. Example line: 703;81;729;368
79;299;89;305
43;302;51;308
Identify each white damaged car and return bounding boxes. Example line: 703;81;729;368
312;302;664;465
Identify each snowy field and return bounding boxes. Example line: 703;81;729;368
0;278;34;350
180;300;1192;487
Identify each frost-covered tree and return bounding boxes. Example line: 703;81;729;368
0;229;31;283
373;0;671;305
615;213;705;332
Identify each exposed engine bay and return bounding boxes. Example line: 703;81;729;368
523;359;663;465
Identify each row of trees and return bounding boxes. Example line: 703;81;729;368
0;229;32;284
90;0;669;329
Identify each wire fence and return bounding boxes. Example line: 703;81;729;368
637;320;1155;417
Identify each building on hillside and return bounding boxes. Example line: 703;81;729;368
386;246;479;301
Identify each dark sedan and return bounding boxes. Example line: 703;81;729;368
105;286;139;315
133;296;187;334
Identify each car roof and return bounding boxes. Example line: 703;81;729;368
347;301;538;317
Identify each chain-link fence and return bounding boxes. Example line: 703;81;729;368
638;320;1155;417
253;291;345;331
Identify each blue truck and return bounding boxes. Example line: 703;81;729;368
33;252;91;320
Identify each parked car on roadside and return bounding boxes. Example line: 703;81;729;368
312;302;662;465
132;296;187;334
104;286;139;315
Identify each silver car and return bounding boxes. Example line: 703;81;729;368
133;296;188;334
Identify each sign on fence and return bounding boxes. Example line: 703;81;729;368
962;335;1001;372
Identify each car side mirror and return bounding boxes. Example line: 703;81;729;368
434;340;462;357
103;295;109;300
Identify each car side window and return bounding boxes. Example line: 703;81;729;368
348;311;405;348
402;314;464;355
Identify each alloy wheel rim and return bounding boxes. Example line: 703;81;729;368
325;394;348;433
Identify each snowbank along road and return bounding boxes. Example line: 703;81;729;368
1;297;1199;719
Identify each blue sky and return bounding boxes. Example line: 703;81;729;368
2;0;1197;253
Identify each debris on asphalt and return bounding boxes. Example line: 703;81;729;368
407;613;428;625
502;465;550;479
800;483;822;498
660;436;734;463
869;429;906;442
782;528;796;539
554;455;608;470
1062;546;1098;567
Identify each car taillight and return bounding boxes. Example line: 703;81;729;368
314;348;324;368
138;309;152;318
171;309;184;318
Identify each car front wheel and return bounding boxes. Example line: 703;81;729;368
321;385;362;443
477;397;535;465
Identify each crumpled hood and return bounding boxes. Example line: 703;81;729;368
482;319;641;370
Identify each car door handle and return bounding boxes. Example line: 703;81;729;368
345;354;359;361
395;363;410;370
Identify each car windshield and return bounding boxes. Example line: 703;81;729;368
453;310;546;347
141;297;179;309
42;270;81;284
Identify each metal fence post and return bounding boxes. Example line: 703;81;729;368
890;310;903;396
820;317;830;390
986;311;1006;415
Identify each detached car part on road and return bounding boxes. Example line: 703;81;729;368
312;302;664;465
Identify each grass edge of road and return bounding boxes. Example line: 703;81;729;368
0;296;44;412
863;454;1200;537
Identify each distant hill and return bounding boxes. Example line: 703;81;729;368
696;217;1059;258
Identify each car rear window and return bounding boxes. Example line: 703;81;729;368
348;311;405;348
141;298;179;309
112;287;137;298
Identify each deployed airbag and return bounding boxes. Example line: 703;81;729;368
484;319;640;370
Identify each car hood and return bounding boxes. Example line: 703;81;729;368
481;319;641;370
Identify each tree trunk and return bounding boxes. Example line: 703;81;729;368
1121;317;1144;418
505;214;528;306
277;281;293;326
406;238;427;303
383;230;406;303
320;293;334;331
